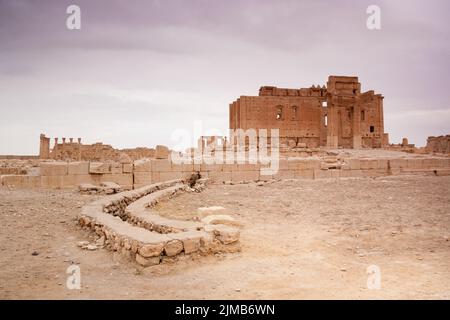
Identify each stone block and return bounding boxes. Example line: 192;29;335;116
182;238;201;254
122;163;133;173
40;162;68;176
99;173;133;186
134;159;152;172
110;162;123;174
135;254;160;267
199;163;221;172
389;159;407;169
134;172;153;186
164;240;183;256
155;145;169;159
89;162;110;174
68;162;89;175
294;169;314;179
377;159;388;170
138;243;164;258
151;159;171;172
347;159;360;170
237;163;259;171
360;159;378;170
159;171;182;182
271;170;294;180
40;175;64;189
62;174;100;188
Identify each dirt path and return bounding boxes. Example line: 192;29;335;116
1;175;449;299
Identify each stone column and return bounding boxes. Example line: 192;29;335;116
352;97;362;149
39;134;50;159
326;96;339;148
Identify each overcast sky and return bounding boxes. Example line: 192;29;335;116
0;0;449;154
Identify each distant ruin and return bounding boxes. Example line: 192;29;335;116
39;134;156;162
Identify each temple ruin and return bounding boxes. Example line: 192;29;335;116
229;76;389;149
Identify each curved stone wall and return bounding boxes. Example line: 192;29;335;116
78;179;240;267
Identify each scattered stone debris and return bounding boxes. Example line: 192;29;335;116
77;238;104;251
78;182;122;195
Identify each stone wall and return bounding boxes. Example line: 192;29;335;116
1;155;450;190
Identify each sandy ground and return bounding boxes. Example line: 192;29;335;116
0;175;449;299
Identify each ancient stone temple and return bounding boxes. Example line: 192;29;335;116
229;75;389;148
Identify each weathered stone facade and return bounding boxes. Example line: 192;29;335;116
426;135;450;154
229;75;389;149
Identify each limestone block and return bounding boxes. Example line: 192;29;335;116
134;172;153;186
138;243;164;258
294;169;314;179
134;159;152;172
122;163;133;173
307;159;321;170
377;159;389;170
155;145;169;159
135;254;160;267
159;171;182;182
271;170;294;180
406;159;420;169
40;175;64;189
360;159;377;170
436;169;450;176
347;159;360;170
151;159;171;172
222;163;238;172
200;163;224;172
67;162;89;175
439;158;449;168
3;175;41;188
99;173;133;186
389;159;407;169
110;162;123;174
205;224;240;245
182;238;201;254
151;171;160;183
164;240;183;256
62;174;100;188
278;159;289;170
237;163;259;171
40;162;68;176
89;162;110;174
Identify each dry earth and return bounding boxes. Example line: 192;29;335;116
0;175;449;299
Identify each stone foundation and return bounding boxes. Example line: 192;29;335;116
78;179;241;267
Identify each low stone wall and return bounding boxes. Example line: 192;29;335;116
1;156;450;189
79;180;240;267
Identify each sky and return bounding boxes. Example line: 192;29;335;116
0;0;449;154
